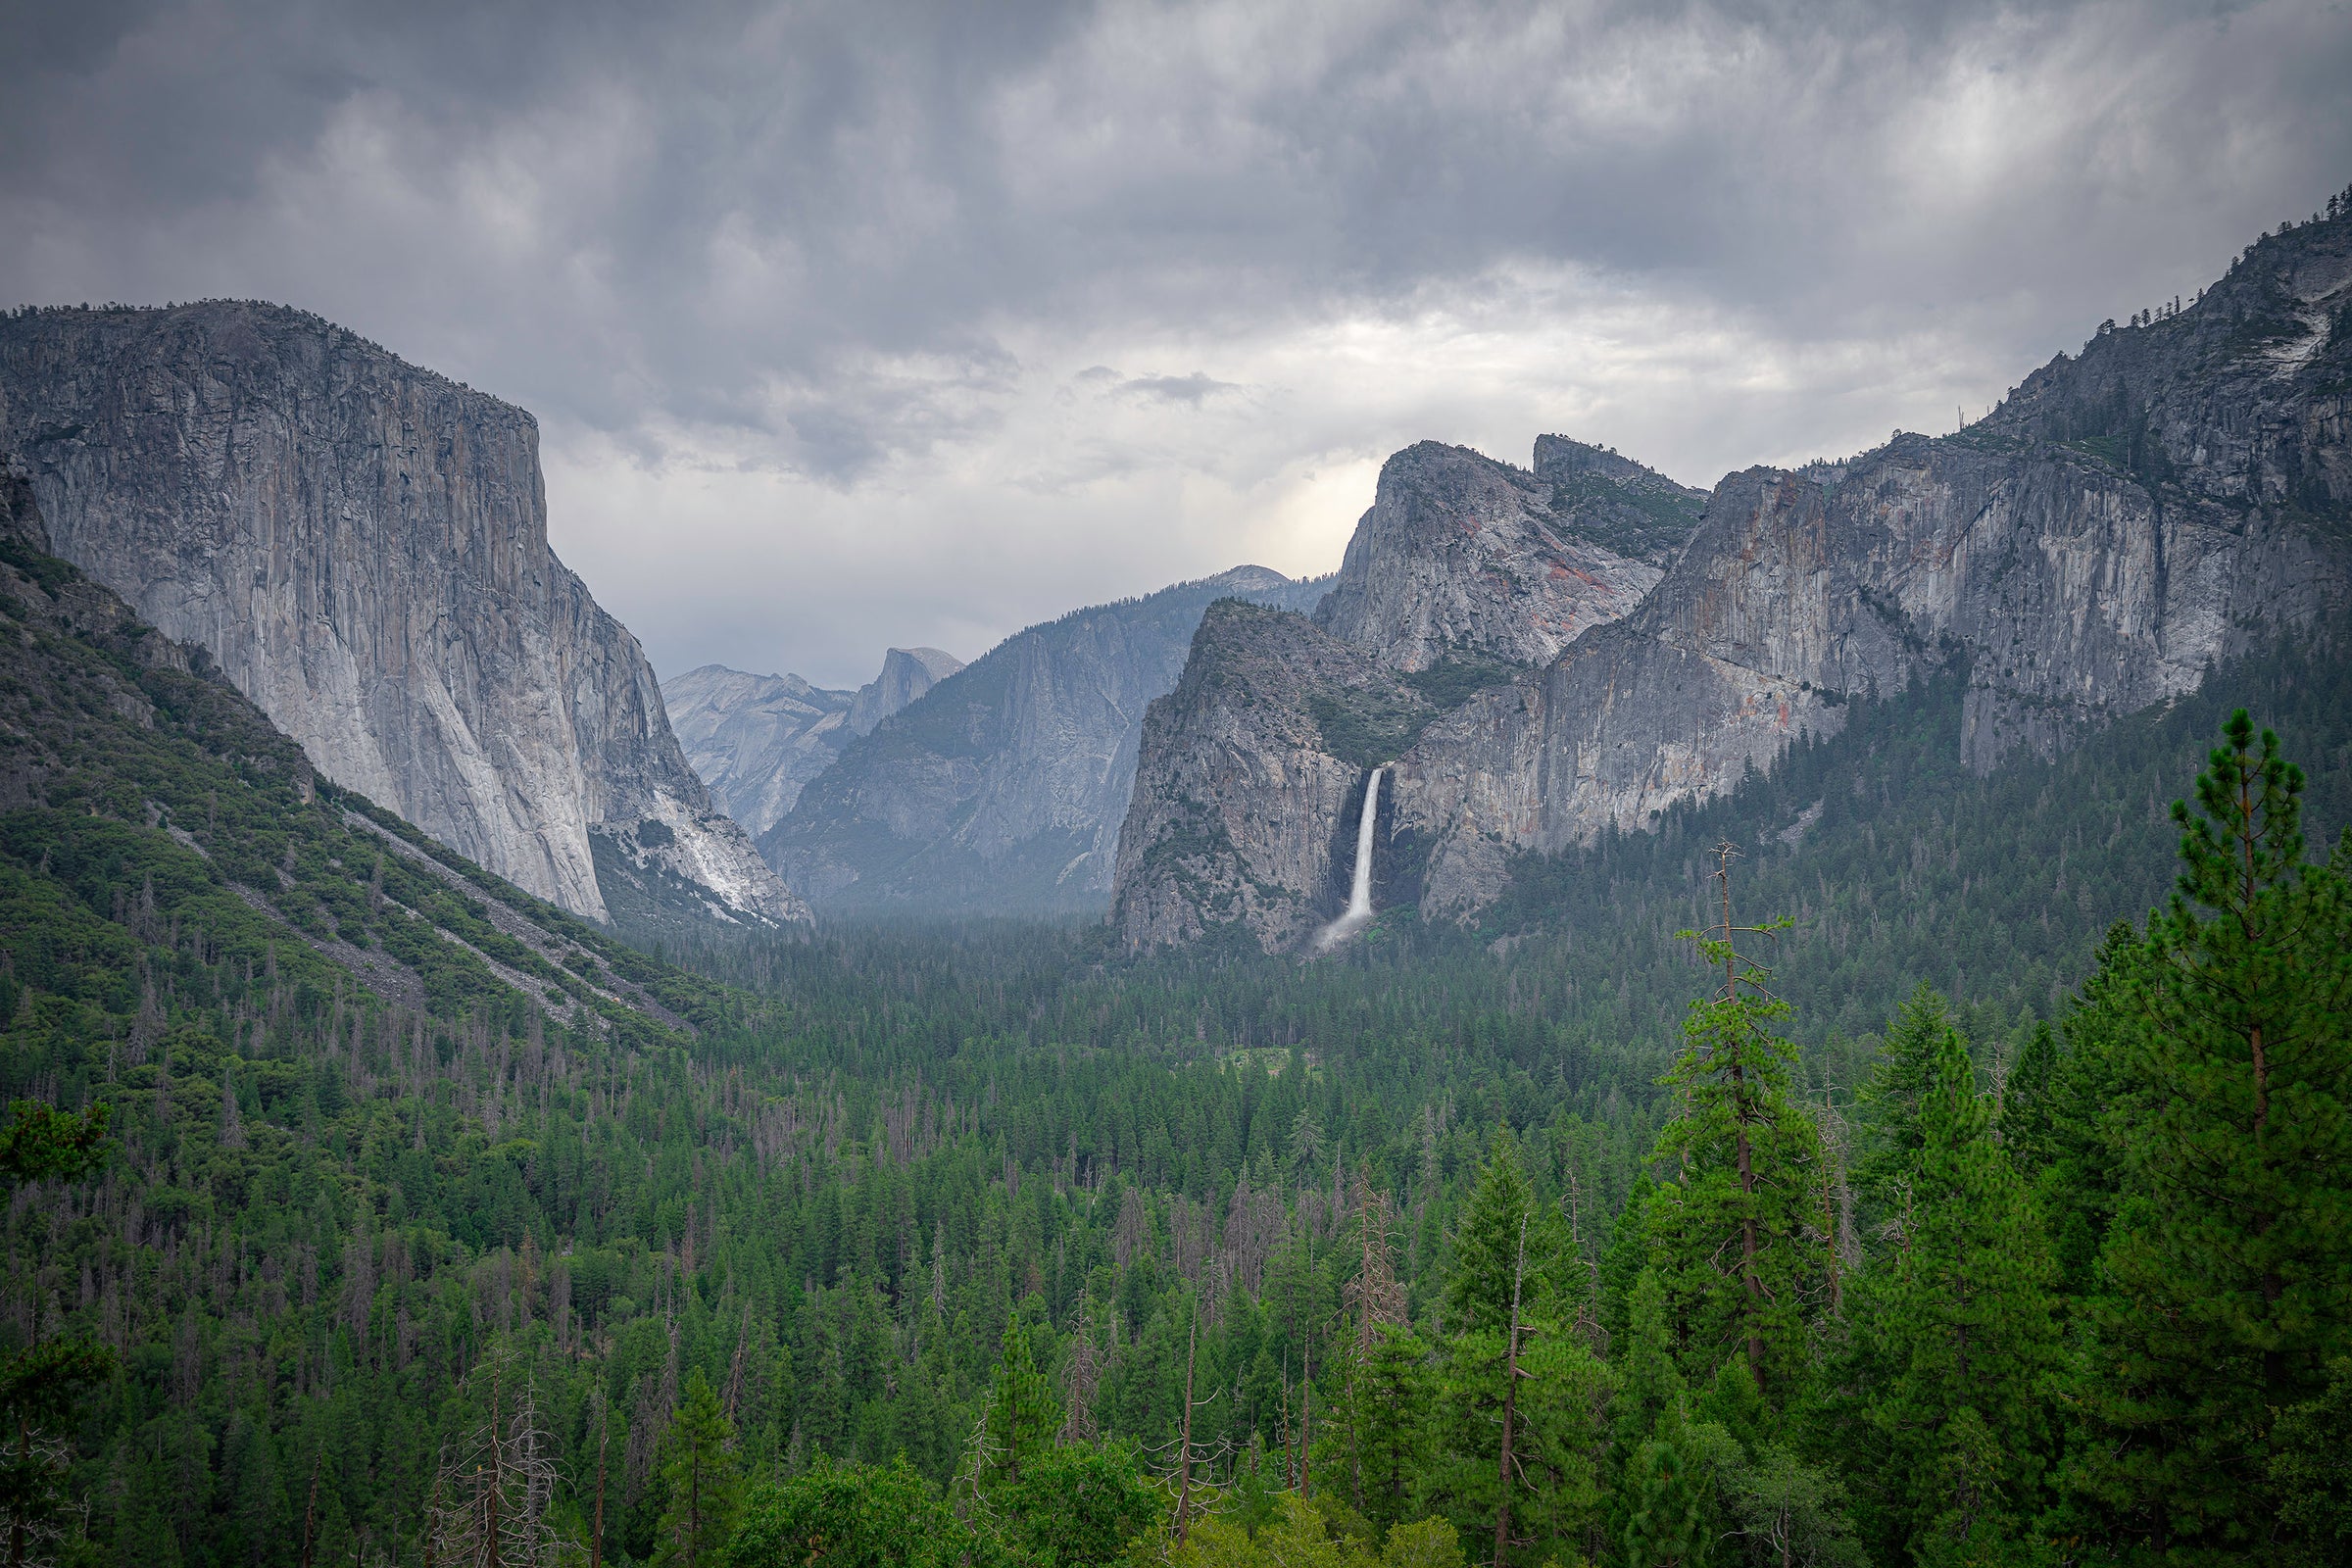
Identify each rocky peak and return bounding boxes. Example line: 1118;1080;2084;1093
763;564;1328;916
0;301;807;928
1311;440;1666;673
662;663;855;838
847;646;964;737
1532;434;1710;565
1113;205;2352;949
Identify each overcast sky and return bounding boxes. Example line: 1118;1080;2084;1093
5;0;2348;688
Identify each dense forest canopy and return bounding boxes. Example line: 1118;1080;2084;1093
2;488;2349;1567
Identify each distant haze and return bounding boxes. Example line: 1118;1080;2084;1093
4;0;2346;687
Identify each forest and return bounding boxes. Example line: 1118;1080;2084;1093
2;499;2349;1568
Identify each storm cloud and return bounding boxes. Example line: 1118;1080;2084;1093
4;0;2346;685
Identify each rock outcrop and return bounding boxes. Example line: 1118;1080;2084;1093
1108;601;1429;953
763;565;1327;915
847;647;962;737
1312;440;1698;672
0;302;807;927
663;645;960;841
1113;210;2352;949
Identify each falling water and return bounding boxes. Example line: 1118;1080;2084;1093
1315;767;1383;952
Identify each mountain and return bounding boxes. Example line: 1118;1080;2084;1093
847;645;963;736
662;646;960;841
761;564;1329;916
0;461;730;1036
1111;209;2352;952
1311;438;1698;673
0;301;806;931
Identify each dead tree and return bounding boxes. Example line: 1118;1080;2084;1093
428;1348;567;1568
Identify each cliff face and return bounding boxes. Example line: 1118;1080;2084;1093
1312;440;1698;671
0;302;807;927
846;647;962;737
662;646;961;841
763;565;1327;915
1113;212;2352;948
1108;601;1425;953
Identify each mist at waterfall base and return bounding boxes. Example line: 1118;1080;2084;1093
1315;767;1384;953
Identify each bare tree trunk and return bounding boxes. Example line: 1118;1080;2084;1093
302;1450;321;1568
1493;1216;1528;1568
1173;1302;1200;1544
591;1392;610;1568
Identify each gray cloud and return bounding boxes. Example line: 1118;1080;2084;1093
2;0;2346;686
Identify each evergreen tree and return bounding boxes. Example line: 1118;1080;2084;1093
651;1370;741;1568
1851;983;1955;1215
2069;711;2352;1556
978;1316;1059;1491
1349;1326;1435;1537
1850;1014;2058;1564
1621;1441;1709;1568
1649;864;1826;1408
1428;1134;1607;1565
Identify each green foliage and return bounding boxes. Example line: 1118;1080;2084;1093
3;495;2351;1568
1650;914;1826;1407
653;1370;742;1567
0;1097;108;1186
2064;710;2352;1554
1308;688;1437;771
1839;1017;2057;1563
730;1457;982;1568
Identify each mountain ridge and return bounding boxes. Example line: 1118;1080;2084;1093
1111;208;2352;951
0;300;807;931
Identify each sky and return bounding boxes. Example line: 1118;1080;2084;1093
4;0;2348;690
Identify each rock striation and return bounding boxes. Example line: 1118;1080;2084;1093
0;301;808;927
1113;210;2352;950
662;645;961;841
764;564;1327;916
1312;439;1699;672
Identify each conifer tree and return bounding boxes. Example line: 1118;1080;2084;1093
978;1316;1059;1491
2069;711;2352;1556
1650;852;1826;1407
651;1370;741;1568
1351;1325;1436;1537
1430;1134;1607;1564
1852;1015;2058;1564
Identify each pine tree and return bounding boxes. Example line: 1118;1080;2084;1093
1429;1133;1607;1564
651;1370;741;1568
1852;1015;2058;1564
1852;983;1960;1217
977;1316;1059;1491
1649;851;1826;1408
2069;711;2352;1556
1351;1325;1436;1536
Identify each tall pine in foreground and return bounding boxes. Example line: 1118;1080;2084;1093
2067;710;2352;1557
1843;1008;2058;1565
1649;854;1826;1410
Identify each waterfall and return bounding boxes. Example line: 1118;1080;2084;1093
1315;767;1384;952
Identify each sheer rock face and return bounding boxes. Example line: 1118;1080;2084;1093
1113;215;2352;947
0;302;808;926
1109;601;1414;954
662;646;960;842
1311;440;1697;672
763;565;1327;915
846;647;962;737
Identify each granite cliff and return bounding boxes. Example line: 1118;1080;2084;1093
1112;210;2352;951
0;302;807;928
763;565;1326;916
1312;439;1697;672
662;645;960;840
